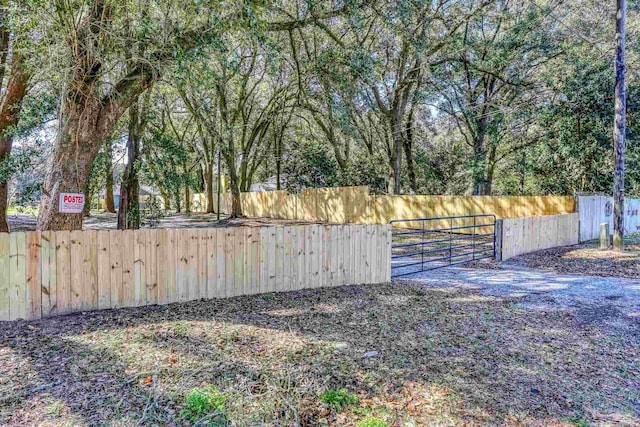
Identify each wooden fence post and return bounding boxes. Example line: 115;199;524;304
600;223;610;250
495;219;503;261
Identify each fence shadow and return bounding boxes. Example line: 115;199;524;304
1;281;638;425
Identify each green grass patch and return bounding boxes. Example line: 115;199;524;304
357;417;388;427
181;386;226;424
320;389;358;412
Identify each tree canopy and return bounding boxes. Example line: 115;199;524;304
0;0;638;229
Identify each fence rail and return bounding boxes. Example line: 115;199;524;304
0;224;391;322
391;215;496;277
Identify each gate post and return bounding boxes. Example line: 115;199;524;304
495;219;503;261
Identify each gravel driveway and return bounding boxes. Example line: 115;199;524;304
397;265;640;320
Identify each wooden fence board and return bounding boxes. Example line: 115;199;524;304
121;230;135;307
259;227;269;293
146;230;158;305
69;230;84;312
26;233;41;320
248;227;260;295
55;231;71;314
224;228;234;298
215;228;226;297
501;214;579;260
84;231;98;311
205;229;217;299
296;226;305;289
40;231;56;317
96;231;110;310
0;234;9;320
0;223;392;321
197;229;208;300
9;233;26;320
109;230;123;308
176;229;188;302
134;230;146;307
275;226;284;292
232;227;245;297
156;230;168;305
304;225;315;288
284;227;293;291
187;230;199;301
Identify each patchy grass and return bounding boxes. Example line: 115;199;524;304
320;389;358;412
0;283;638;426
181;385;226;424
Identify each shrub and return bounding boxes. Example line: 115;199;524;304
320;389;358;412
142;196;165;228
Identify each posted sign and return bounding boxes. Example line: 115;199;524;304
58;193;85;214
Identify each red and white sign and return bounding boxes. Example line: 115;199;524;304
58;193;85;214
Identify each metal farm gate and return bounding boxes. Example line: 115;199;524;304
390;214;496;278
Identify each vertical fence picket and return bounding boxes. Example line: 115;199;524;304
109;230;123;309
215;228;226;298
121;230;135;307
9;233;26;320
224;228;234;298
69;230;84;312
146;230;158;305
274;226;284;292
96;231;110;310
0;234;9;320
40;231;56;317
197;229;208;300
26;233;42;320
206;229;217;299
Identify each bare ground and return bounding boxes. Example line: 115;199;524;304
497;238;640;279
0;282;638;426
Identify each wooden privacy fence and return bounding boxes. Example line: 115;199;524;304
202;186;577;224
578;195;640;242
499;213;580;260
0;224;391;322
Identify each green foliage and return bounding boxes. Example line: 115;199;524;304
357;417;388;427
283;140;341;191
181;386;226;424
141;197;165;228
320;389;358;412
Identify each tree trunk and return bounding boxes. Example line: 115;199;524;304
104;141;116;213
0;179;8;232
613;0;626;251
391;115;403;195
222;145;243;217
117;105;142;229
37;97;115;230
472;124;489;195
403;108;417;192
185;182;191;213
0;53;29;232
202;161;215;213
83;183;92;217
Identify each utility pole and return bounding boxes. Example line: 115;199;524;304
613;0;626;251
217;146;222;221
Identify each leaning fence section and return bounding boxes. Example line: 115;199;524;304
0;224;391;322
